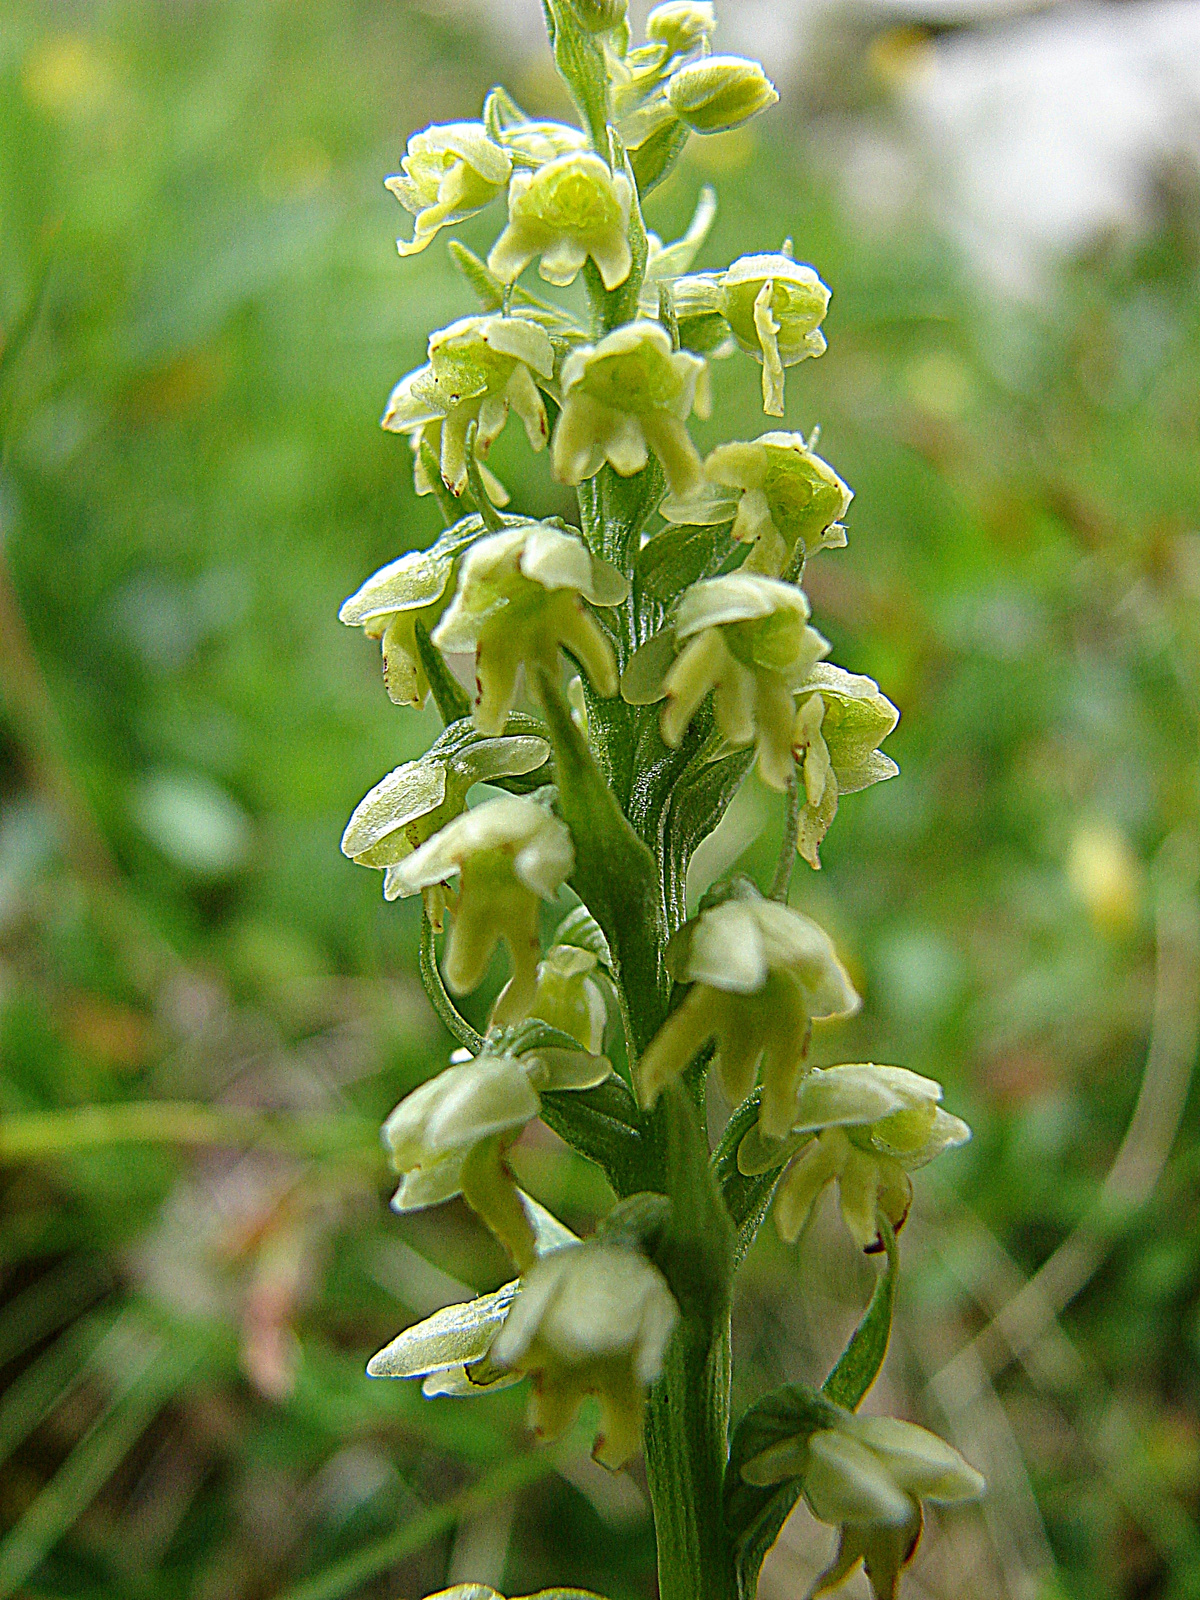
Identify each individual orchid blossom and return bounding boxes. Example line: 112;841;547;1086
665;55;778;134
490;1240;680;1468
382;1042;610;1269
734;1062;970;1249
381;315;555;498
741;1407;984;1600
339;717;551;926
366;1195;577;1395
487;152;633;290
791;664;900;868
553;321;710;499
662;432;853;577
637;883;861;1138
431;521;630;735
529;944;609;1053
645;2;717;57
623;573;828;790
386;121;512;257
337;515;492;707
721;252;831;416
386;794;574;1026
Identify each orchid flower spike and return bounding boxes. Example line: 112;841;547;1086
637;882;860;1137
490;1239;680;1468
553;321;711;499
386;794;574;1026
431;521;629;735
488;152;633;290
382;315;555;498
735;1062;971;1250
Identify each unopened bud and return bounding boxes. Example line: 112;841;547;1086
647;2;716;57
666;55;778;134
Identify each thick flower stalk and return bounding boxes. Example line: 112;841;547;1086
430;520;629;734
345;9;980;1599
638;885;860;1137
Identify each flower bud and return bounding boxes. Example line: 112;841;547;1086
554;321;710;499
491;1240;680;1468
646;2;716;57
720;254;830;416
431;521;630;735
382;315;555;497
530;945;608;1053
666;55;778;134
488;152;633;291
385;122;511;258
388;794;575;1026
637;884;860;1136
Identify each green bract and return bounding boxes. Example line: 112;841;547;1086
382;315;555;498
344;9;980;1596
386;121;512;257
491;1240;680;1468
387;794;574;1026
553;321;710;497
488;152;633;290
637;885;860;1137
431;521;630;735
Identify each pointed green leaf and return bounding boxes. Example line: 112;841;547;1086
821;1219;899;1411
414;619;472;726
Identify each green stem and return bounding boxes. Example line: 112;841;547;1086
644;1307;737;1600
420;911;484;1052
769;771;800;902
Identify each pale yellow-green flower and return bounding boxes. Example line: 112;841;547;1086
624;573;828;790
735;1062;970;1249
488;152;633;290
637;886;860;1137
382;1043;609;1269
553;321;710;498
791;664;900;868
741;1407;984;1600
382;315;554;498
431;521;629;735
721;252;831;416
337;515;491;707
662;432;852;577
645;1;716;56
665;55;778;134
386;795;574;1026
529;944;608;1054
491;1239;680;1468
385;122;511;257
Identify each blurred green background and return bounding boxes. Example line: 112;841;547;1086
1;2;1198;1597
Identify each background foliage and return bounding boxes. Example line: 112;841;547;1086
1;2;1198;1597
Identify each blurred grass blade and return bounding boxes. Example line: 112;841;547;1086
0;1255;113;1370
0;1333;193;1598
0;1312;113;1468
275;1445;566;1600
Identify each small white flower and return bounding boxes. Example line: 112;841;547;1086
488;152;633;291
386;122;511;258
